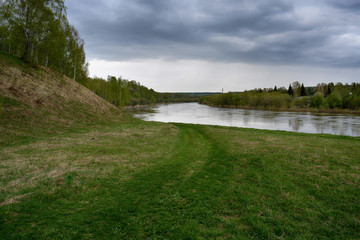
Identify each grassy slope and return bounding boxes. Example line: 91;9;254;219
1;53;359;239
0;52;121;146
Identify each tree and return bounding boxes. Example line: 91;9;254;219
1;0;65;61
327;82;335;96
351;82;360;96
68;25;86;82
300;83;306;96
316;83;328;97
292;81;301;97
0;0;88;82
288;84;293;96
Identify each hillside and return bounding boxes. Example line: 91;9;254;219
0;52;121;145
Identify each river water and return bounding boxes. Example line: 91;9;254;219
132;102;360;137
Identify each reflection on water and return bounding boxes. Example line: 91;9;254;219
132;103;360;136
288;118;303;132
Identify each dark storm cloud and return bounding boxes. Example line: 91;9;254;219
66;0;360;67
330;0;360;10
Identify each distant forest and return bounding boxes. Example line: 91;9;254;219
84;76;198;107
199;82;360;111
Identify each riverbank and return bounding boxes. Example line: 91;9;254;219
1;116;359;239
123;99;198;109
133;102;360;136
201;102;360;115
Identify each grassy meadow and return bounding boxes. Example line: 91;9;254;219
1;116;359;239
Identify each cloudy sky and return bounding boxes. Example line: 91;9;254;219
66;0;360;92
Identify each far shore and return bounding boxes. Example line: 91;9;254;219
200;102;360;115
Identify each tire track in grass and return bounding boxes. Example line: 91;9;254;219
86;123;240;239
0;124;207;239
42;123;215;239
0;123;242;239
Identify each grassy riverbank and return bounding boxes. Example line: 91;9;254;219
1;117;359;239
1;52;359;239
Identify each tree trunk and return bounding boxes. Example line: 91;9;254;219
30;44;33;62
21;39;30;61
119;86;122;106
22;5;31;61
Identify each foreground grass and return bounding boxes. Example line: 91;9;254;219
1;118;359;239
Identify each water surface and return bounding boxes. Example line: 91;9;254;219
132;103;360;136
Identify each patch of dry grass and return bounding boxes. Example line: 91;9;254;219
0;53;123;146
0;63;118;118
0;121;178;206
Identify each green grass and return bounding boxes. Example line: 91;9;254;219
0;94;106;147
0;51;25;67
1;117;359;239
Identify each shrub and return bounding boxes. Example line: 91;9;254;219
310;92;325;108
249;94;260;107
326;92;342;109
343;95;360;110
294;96;310;108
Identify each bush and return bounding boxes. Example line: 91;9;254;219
353;96;360;110
343;95;360;110
326;92;342;109
127;98;140;106
310;92;325;108
249;94;260;107
294;96;310;108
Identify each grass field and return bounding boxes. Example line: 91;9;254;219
1;116;359;239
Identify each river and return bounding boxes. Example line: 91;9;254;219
132;102;360;136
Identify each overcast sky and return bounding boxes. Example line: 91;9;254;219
66;0;360;92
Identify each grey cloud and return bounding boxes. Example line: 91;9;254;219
330;0;360;10
66;0;360;67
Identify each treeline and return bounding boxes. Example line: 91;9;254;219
0;0;87;82
199;82;360;111
84;76;198;107
159;93;199;103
